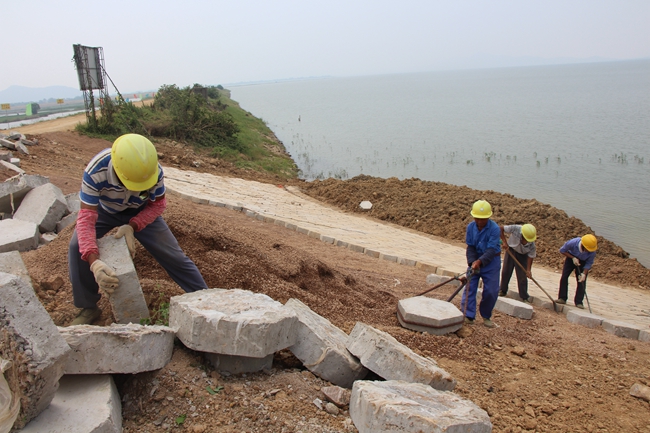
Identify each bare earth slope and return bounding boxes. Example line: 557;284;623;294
8;128;650;433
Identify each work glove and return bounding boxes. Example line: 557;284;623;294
578;273;586;283
572;257;581;267
114;224;136;258
90;260;119;296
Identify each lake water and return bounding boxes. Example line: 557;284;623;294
230;60;650;267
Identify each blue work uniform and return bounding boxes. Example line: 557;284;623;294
68;149;207;309
557;237;597;305
461;219;501;320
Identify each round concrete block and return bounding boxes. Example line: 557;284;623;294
397;296;463;335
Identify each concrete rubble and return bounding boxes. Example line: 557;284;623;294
0;271;71;429
346;322;456;391
493;296;534;320
350;380;492;433
59;324;175;374
0;219;40;253
285;298;367;388
397;296;464;335
13;182;68;233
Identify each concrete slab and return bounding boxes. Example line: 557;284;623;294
0;218;40;253
602;319;642;339
13;182;68;233
346;322;456;391
425;273;461;289
65;192;80;214
56;211;78;233
0;174;50;214
97;236;150;324
0;250;32;286
639;329;650;343
494;296;534;320
0;138;15;150
59;324;175;374
170;288;297;358
0;272;71;429
20;375;122;433
350;380;492;433
0;159;24;175
397;297;464;335
285;298;367;388
566;309;604;328
204;353;273;375
0;149;11;161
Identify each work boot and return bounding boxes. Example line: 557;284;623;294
69;307;102;326
483;318;497;328
575;303;585;309
464;317;475;325
555;299;566;304
522;297;533;304
498;291;507;297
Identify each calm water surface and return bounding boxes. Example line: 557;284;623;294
231;60;650;267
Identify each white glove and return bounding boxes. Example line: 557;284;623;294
114;225;136;258
90;260;119;296
578;273;586;283
572;257;581;267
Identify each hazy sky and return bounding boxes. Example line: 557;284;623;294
2;0;648;92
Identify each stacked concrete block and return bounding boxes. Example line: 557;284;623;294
0;219;40;253
0;174;49;214
20;375;122;433
97;236;150;324
285;298;367;388
566;310;604;328
346;322;456;391
59;324;175;374
0;250;32;287
397;297;464;335
350;380;492;433
601;319;642;339
494;296;534;320
13;182;68;233
0;272;71;430
170;289;297;373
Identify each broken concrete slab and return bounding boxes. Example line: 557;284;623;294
13;182;68;233
65;191;80;214
97;236;150;324
322;385;351;407
397;297;464;335
350;380;492;433
0;138;16;150
10;157;21;168
0;250;33;286
204;353;273;375
601;319;642;339
14;140;29;155
639;329;650;343
0;174;50;214
0;271;71;429
56;211;78;233
494;296;534;320
0;218;40;253
0;149;11;161
59;324;175;374
285;298;367;388
170;288;297;358
566;309;604;328
346;322;456;391
0;159;24;175
425;273;461;288
20;375;122;433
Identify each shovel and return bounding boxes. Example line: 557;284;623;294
504;247;558;313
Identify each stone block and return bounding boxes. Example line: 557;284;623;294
379;253;398;262
348;244;365;253
0;159;24;175
639;329;650;343
0;272;71;429
397;257;417;266
65;192;80;214
14;141;29;155
350;380;492;433
0;250;32;286
204;353;273;374
0;174;49;214
566;310;604;328
322;385;351;407
602;319;642;339
0;138;15;150
59;324;175;374
56;211;78;233
13;182;67;233
494;296;534;320
359;201;372;210
346;322;455;391
397;297;464;335
415;262;437;273
170;288;297;358
307;230;321;239
336;240;348;248
0;218;40;253
320;235;335;244
285;298;367;388
20;375;122;433
97;236;149;324
425;273;461;288
364;248;380;258
9;157;21;168
0;149;11;161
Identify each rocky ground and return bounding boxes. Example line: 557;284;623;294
5;126;650;432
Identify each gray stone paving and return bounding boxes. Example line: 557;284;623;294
162;167;650;331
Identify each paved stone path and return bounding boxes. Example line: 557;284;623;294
164;167;650;331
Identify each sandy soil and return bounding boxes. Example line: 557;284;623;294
6;128;650;433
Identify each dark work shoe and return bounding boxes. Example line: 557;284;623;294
464;317;475;325
555;299;566;304
575;303;585;309
69;307;102;326
483;318;497;328
498;291;507;297
522;297;533;304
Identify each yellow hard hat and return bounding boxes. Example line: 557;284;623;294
581;234;598;252
111;134;159;191
521;224;537;242
470;200;492;218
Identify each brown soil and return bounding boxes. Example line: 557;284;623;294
8;129;650;433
